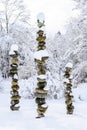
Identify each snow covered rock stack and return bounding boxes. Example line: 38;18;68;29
64;62;74;114
9;44;21;110
34;13;49;118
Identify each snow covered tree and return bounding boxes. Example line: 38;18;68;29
10;24;36;79
0;0;30;78
0;35;14;78
0;0;30;34
64;62;74;114
62;0;87;86
34;13;49;118
9;44;21;110
45;32;68;99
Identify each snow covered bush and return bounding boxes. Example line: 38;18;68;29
73;83;87;101
73;61;87;85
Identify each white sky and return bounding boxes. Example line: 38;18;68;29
24;0;77;35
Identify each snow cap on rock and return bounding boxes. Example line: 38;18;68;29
37;74;47;79
9;44;18;55
9;50;15;55
63;78;70;84
14;74;18;79
65;62;73;68
11;44;18;52
37;12;45;23
34;50;49;60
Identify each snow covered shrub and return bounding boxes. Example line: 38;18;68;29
19;76;37;99
73;83;87;101
0;72;3;92
73;61;87;85
47;71;64;99
18;65;36;79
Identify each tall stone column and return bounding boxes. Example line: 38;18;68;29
64;62;74;114
34;13;49;118
9;44;21;110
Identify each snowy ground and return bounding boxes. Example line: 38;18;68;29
0;79;87;130
0;93;87;130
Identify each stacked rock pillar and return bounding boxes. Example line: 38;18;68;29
34;13;49;118
64;63;74;114
9;44;21;110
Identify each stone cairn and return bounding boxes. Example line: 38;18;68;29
34;13;49;118
9;44;21;110
64;62;74;114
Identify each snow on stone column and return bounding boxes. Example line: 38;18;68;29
9;44;21;110
63;62;74;114
34;13;49;118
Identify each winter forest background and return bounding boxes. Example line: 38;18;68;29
0;0;87;100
